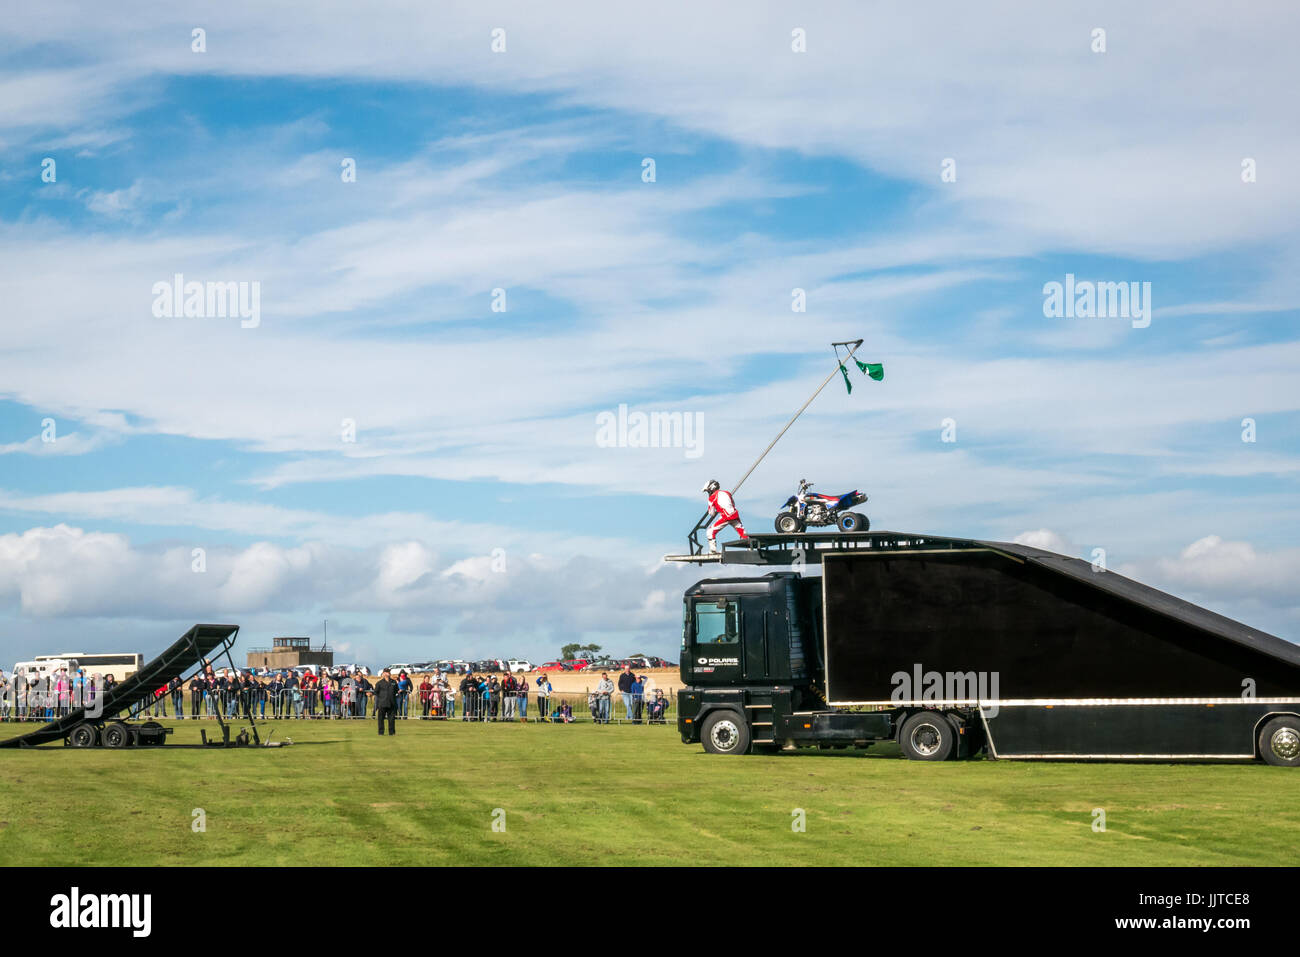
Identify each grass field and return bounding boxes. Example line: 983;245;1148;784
1;719;1298;866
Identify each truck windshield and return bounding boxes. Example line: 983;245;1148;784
694;601;738;644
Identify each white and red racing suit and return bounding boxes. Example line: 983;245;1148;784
706;489;748;550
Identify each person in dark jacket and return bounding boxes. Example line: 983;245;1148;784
371;669;398;735
169;676;184;719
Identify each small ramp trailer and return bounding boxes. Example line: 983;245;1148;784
664;532;1300;764
0;623;269;750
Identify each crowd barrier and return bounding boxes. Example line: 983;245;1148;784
0;686;676;726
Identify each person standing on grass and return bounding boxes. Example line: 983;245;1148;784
342;675;355;719
595;672;614;724
190;676;203;718
617;665;636;723
631;673;646;724
517;673;528;720
372;668;398;736
459;674;474;721
535;674;552;722
170;676;183;719
396;670;412;719
419;674;433;718
502;672;517;720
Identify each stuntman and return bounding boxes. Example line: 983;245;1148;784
702;480;748;553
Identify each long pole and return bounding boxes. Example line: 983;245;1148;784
731;339;863;493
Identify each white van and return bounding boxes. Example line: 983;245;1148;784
12;658;77;681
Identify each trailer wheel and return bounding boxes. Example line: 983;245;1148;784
102;722;132;749
700;711;750;755
68;724;98;748
899;712;956;761
774;513;804;534
1259;717;1300;767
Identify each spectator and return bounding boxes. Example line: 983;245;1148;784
419;674;433;718
268;674;284;718
617;665;635;723
535;674;552;722
648;689;669;724
357;672;371;718
459;674;475;721
632;673;646;724
341;675;355;719
517;673;528;720
595;672;614;724
502;672;517;720
170;676;184;719
396;671;411;719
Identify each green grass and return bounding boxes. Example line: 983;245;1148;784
1;719;1298;866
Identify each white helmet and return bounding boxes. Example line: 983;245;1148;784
702;479;720;494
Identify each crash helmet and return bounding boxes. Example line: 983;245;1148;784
702;480;720;494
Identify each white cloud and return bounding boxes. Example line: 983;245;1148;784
1012;528;1074;555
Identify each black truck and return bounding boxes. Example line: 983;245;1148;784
668;532;1300;765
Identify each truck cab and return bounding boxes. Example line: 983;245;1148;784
677;573;891;754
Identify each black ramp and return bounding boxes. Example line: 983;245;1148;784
0;623;238;749
821;547;1300;702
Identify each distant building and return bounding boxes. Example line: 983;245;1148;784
246;636;333;671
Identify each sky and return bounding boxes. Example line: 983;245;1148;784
0;1;1297;669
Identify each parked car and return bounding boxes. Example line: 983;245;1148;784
563;659;592;671
506;659;532;672
386;663;415;674
536;661;572;672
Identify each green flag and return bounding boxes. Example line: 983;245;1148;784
855;359;884;381
838;363;852;394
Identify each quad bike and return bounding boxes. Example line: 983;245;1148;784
775;480;869;533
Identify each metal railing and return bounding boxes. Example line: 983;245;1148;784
0;686;677;726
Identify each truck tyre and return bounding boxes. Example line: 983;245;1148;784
700;710;750;755
102;722;131;749
775;513;804;534
898;712;956;761
837;512;868;533
1259;716;1300;767
68;723;98;748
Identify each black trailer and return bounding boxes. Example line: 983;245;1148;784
665;532;1300;765
0;623;263;749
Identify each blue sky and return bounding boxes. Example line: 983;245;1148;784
1;2;1298;669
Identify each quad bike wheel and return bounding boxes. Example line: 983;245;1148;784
837;511;870;532
774;513;805;534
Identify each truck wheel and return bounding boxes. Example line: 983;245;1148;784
1259;716;1300;767
774;513;804;534
836;512;867;532
102;722;131;749
899;712;956;761
700;711;750;755
68;723;98;748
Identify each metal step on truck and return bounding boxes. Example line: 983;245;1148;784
664;531;1300;765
